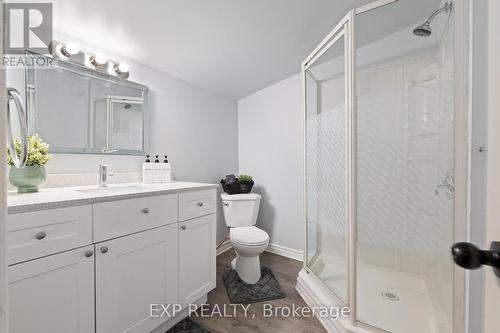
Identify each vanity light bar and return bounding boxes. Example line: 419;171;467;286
49;40;130;79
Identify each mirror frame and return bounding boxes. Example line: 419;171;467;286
25;50;150;156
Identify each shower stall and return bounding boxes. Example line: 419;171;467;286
297;1;469;332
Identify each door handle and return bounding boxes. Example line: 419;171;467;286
451;241;500;278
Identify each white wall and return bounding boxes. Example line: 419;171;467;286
238;74;303;252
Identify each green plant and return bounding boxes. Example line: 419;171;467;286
7;134;52;166
238;174;253;183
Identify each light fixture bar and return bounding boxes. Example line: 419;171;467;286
49;40;131;79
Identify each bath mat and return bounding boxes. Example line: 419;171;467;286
223;266;286;304
166;318;212;333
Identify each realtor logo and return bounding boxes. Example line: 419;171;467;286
3;2;53;54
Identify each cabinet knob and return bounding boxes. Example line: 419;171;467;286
84;249;94;257
180;225;187;230
35;231;46;240
100;246;109;254
142;208;150;214
197;202;204;207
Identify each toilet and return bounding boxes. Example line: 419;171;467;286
221;193;269;284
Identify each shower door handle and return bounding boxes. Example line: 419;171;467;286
451;242;500;278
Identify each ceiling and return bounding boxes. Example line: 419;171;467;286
53;0;441;100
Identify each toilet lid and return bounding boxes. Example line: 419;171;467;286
230;226;269;246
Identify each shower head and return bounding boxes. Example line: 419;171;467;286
413;2;453;37
413;22;432;37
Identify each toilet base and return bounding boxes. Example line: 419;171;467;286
231;257;237;270
232;255;262;284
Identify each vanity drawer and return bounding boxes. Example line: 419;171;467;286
179;189;216;221
7;205;92;265
93;194;177;242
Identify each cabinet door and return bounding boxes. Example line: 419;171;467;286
179;214;216;306
8;245;95;333
95;224;178;333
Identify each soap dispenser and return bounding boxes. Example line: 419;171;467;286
162;155;172;183
142;155;153;184
152;155;162;183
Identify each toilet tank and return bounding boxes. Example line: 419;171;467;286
221;193;261;227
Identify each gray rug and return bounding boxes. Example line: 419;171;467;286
223;266;286;304
166;318;212;333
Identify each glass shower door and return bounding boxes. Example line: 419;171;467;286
355;2;455;332
305;26;349;303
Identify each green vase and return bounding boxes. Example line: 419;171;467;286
9;165;47;193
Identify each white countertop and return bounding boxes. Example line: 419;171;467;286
7;182;219;214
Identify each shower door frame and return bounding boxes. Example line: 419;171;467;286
301;0;470;332
302;9;353;310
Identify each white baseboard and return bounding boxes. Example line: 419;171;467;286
217;241;303;262
266;243;303;261
216;239;233;256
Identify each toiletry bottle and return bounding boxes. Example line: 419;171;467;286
162;155;172;183
143;155;153;184
152;155;162;183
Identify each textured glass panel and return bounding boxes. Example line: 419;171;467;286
306;34;348;303
355;1;454;332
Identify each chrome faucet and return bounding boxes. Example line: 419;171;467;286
99;164;114;187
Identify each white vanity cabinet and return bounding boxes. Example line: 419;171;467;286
6;205;92;265
178;214;216;306
92;194;178;242
178;190;217;306
6;184;218;333
95;224;178;333
8;245;95;333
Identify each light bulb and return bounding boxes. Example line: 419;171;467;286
61;42;79;57
90;53;108;66
117;62;129;74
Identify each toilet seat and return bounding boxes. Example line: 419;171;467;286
230;226;269;246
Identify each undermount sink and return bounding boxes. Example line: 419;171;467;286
76;185;146;194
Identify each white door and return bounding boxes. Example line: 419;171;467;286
8;245;95;333
178;214;216;306
484;1;500;331
95;224;178;333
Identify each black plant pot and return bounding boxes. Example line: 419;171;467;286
220;178;241;194
240;180;254;194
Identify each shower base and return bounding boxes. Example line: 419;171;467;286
300;255;451;333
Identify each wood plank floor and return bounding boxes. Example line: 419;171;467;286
190;250;327;333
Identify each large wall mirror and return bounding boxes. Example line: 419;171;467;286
26;52;150;155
